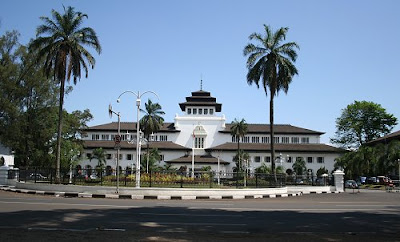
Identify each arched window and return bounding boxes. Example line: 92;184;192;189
193;125;207;149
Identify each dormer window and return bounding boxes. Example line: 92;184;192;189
193;125;207;149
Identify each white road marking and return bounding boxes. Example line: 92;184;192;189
138;212;242;217
0;201;139;208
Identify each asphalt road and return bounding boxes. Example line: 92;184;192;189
0;189;399;241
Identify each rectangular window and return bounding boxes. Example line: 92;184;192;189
254;156;261;163
159;155;165;161
232;136;240;142
301;137;310;144
127;154;133;160
111;134;115;140
187;108;192;114
195;137;205;148
101;134;109;140
199;108;203;115
204;109;208;115
251;137;260;143
242;136;249;143
291;137;299;144
265;156;271;163
317;157;324;163
106;154;113;160
91;134;99;140
287;156;292;163
119;154;123;160
193;108;197;115
282;137;290;144
209;109;214;115
261;137;270;143
307;157;313;163
274;137;280;143
160;135;168;141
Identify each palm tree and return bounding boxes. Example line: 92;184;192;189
140;99;165;172
230;118;248;172
29;6;101;183
292;157;306;175
90;148;107;168
243;25;299;177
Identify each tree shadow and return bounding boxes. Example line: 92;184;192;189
0;203;399;241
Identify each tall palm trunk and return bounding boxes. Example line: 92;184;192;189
270;93;276;182
55;79;65;183
237;138;241;171
146;134;150;173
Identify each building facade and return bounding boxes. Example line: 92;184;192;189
81;89;344;175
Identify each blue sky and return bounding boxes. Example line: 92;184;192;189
1;0;399;144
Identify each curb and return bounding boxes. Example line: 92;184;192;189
0;185;344;200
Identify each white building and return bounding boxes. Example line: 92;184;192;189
81;89;344;175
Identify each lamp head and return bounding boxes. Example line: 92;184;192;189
117;98;120;103
108;104;113;118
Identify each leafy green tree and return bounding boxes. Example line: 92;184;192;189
0;30;59;168
331;101;397;149
244;25;299;176
316;167;329;177
90;148;107;168
201;166;212;171
29;6;101;182
371;140;400;176
140;99;165;172
163;163;177;171
292;157;306;175
255;163;272;174
230;118;248;172
140;148;162;172
232;150;250;172
335;146;374;179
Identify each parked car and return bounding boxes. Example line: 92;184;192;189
345;180;358;189
367;177;377;184
89;174;98;180
358;176;367;185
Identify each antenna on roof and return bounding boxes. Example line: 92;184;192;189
200;74;203;91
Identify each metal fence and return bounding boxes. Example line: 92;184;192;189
15;168;332;188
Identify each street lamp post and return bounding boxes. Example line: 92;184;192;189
117;90;158;188
398;159;400;186
108;104;121;193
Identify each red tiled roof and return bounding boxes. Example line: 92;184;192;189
86;122;324;136
85;122;179;133
221;124;324;135
207;142;345;153
166;155;230;164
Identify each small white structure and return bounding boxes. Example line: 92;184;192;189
80;88;345;175
0;143;14;168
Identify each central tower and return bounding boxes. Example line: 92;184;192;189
174;89;227;150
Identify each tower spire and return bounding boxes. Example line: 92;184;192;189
200;73;203;91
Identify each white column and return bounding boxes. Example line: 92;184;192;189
333;169;345;192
